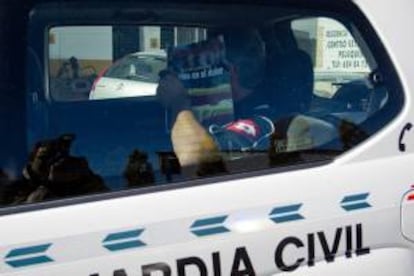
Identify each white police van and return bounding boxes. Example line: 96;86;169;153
0;0;413;275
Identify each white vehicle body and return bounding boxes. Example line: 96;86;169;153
1;0;414;275
89;51;166;100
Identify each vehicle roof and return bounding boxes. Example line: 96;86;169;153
2;0;355;20
0;0;398;16
5;0;351;4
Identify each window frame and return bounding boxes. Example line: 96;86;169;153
3;0;402;216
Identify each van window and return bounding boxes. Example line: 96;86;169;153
0;3;402;208
292;18;372;101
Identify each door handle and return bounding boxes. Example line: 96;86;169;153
399;122;412;152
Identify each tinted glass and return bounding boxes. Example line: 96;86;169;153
0;3;402;208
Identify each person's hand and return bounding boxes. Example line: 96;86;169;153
157;70;222;171
156;70;191;114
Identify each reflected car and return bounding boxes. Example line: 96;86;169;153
89;51;166;100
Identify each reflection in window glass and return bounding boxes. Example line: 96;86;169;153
0;8;400;207
292;18;371;99
49;26;206;101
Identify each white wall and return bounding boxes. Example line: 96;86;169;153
49;26;113;60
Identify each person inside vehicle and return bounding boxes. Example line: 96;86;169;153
158;29;260;174
156;27;315;175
